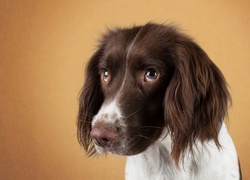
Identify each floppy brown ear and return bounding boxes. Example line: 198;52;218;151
164;36;231;164
77;48;104;155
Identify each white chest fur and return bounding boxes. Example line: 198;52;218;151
125;123;240;180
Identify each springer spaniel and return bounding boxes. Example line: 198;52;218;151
77;23;241;179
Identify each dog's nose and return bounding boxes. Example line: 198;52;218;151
90;127;116;147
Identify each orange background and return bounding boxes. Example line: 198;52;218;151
1;0;249;179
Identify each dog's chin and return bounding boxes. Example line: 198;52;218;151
93;143;146;156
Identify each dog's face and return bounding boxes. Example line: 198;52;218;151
78;23;230;161
90;25;175;155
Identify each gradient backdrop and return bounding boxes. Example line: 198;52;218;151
1;0;249;179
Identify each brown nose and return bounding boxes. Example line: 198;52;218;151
90;127;116;147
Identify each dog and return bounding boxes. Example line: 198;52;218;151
77;23;241;179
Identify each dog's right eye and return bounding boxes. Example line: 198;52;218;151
101;69;110;83
145;69;159;82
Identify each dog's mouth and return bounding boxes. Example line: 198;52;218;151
90;126;163;156
93;139;149;156
93;142;131;156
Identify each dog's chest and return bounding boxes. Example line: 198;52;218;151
125;136;191;180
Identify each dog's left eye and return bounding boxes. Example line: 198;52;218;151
102;69;110;82
145;70;159;82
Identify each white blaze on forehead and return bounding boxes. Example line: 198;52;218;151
119;31;141;96
126;26;142;60
92;30;143;127
92;99;123;126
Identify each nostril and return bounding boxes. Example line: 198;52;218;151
100;137;109;146
101;137;109;143
90;127;116;147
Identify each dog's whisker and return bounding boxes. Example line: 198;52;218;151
136;135;154;142
81;112;94;118
124;107;142;119
138;126;162;130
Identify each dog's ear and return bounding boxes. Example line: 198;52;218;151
77;47;104;155
164;36;231;164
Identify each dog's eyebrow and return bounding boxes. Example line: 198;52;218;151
97;59;107;69
98;53;125;71
141;57;166;68
128;57;166;72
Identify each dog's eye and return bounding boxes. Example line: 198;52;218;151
102;69;110;82
145;70;158;82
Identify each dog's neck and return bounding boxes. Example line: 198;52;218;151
125;123;240;180
125;130;192;179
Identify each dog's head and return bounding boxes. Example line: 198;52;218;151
77;23;231;163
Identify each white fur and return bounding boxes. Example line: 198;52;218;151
125;123;240;180
92;99;123;126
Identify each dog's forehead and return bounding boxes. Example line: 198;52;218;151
108;24;169;46
98;24;178;75
103;26;169;63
